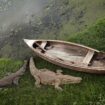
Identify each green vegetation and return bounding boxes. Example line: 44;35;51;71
0;58;22;79
68;18;105;51
1;57;105;105
59;0;105;39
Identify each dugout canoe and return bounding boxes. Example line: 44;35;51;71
24;39;105;74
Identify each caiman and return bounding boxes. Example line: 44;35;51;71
0;60;28;88
29;57;82;91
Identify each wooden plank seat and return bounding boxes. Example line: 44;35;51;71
83;50;95;66
40;41;47;49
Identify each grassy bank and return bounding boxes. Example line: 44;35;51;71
68;18;105;51
0;57;105;105
1;18;105;105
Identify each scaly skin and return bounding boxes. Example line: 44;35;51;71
29;57;82;91
0;60;28;88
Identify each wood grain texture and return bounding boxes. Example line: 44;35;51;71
24;39;105;74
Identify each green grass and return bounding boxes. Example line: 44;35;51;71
0;58;23;79
68;18;105;51
1;57;105;105
1;18;105;105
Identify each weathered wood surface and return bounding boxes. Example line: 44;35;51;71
24;39;105;74
40;41;47;49
83;50;94;65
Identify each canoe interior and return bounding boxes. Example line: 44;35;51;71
33;41;105;69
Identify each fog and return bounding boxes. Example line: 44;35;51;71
0;0;56;59
0;0;48;32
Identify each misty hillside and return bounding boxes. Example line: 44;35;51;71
40;0;105;39
0;0;105;59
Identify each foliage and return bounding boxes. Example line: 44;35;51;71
59;0;105;39
0;58;22;78
68;18;105;51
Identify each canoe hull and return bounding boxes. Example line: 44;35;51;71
24;39;105;74
34;51;105;74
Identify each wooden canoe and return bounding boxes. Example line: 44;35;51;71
24;39;105;74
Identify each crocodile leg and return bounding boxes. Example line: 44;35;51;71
34;76;41;88
54;79;63;91
56;69;63;75
13;77;20;85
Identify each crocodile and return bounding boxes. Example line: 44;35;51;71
29;57;82;91
0;60;28;88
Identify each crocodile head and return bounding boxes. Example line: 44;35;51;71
60;75;82;84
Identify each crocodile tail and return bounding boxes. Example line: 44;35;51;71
15;60;28;75
29;57;39;76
